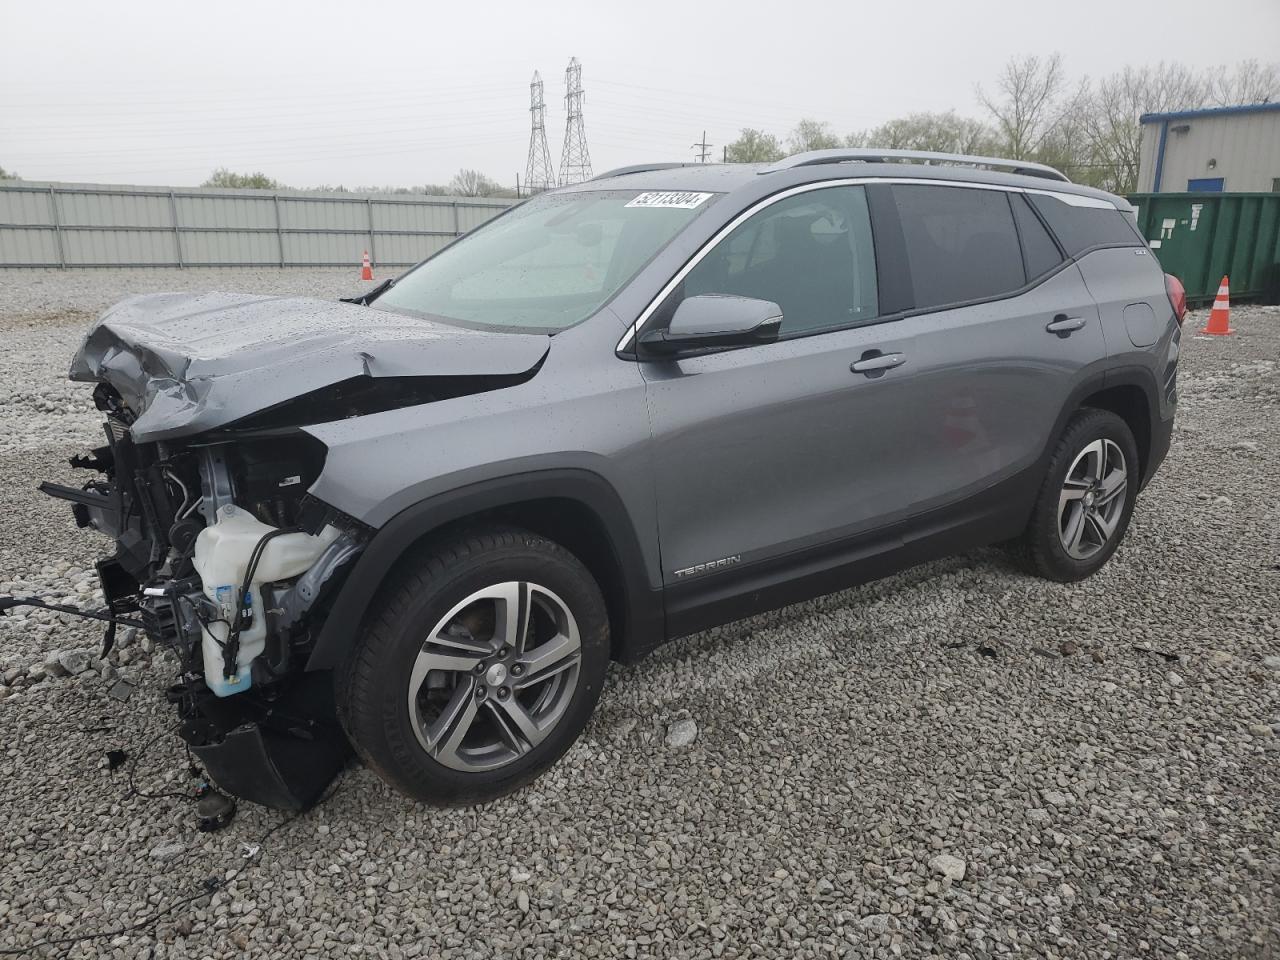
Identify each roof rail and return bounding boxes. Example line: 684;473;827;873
759;149;1071;183
590;162;697;181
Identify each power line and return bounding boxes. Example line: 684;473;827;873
558;57;593;185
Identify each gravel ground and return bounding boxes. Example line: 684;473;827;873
0;269;1277;959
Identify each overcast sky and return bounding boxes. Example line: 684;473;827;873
3;0;1278;189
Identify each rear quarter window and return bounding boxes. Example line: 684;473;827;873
1028;194;1143;256
1011;194;1065;281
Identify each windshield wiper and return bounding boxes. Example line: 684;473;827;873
341;277;395;307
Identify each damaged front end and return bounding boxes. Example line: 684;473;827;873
31;292;550;809
43;385;365;809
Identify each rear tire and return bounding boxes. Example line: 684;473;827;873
336;526;609;804
1022;408;1139;582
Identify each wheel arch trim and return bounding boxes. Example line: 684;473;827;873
305;468;661;672
1037;365;1163;490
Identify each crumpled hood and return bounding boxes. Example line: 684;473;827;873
70;292;550;442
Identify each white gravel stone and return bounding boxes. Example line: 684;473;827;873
664;717;698;748
148;840;185;861
858;914;892;934
928;854;967;881
57;649;92;675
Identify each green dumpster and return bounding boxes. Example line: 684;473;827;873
1128;192;1280;306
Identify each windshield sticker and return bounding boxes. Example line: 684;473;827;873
626;191;713;210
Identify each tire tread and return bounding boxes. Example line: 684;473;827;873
335;525;608;804
1022;407;1138;583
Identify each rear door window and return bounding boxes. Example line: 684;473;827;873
1027;193;1143;256
890;184;1025;310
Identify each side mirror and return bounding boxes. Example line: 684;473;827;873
639;295;783;357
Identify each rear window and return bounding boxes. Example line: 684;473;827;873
891;184;1025;310
1028;194;1143;256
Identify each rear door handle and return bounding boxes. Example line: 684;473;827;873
850;353;907;374
1046;315;1087;334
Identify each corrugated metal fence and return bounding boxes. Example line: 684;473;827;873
0;181;515;269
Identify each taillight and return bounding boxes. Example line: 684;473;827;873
1165;273;1187;327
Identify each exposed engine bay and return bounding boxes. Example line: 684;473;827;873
14;291;552;809
40;381;368;808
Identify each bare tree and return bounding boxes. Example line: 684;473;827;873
976;54;1070;159
1072;63;1209;193
724;128;785;163
788;119;842;153
1208;59;1280;106
448;169;502;197
852;111;1000;155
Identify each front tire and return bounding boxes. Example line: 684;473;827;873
1023;408;1139;582
336;526;610;804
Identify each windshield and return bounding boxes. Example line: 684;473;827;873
372;189;717;333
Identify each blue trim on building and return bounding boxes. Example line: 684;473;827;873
1140;101;1280;124
1152;120;1169;192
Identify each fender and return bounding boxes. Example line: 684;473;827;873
305;468;663;672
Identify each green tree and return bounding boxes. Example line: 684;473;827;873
0;165;18;180
788;119;842;153
202;168;285;190
724;128;785;163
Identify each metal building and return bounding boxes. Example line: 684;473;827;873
1137;102;1280;193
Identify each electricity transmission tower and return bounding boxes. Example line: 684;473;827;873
559;57;593;185
524;71;557;195
692;130;712;162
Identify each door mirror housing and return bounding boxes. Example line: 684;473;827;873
638;295;783;357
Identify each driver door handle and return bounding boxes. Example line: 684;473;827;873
1046;315;1087;334
850;353;907;374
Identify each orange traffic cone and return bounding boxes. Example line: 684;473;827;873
360;250;373;282
1200;276;1233;335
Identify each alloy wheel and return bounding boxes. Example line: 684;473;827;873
406;581;582;772
1058;438;1128;561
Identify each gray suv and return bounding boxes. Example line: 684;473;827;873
40;150;1183;808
